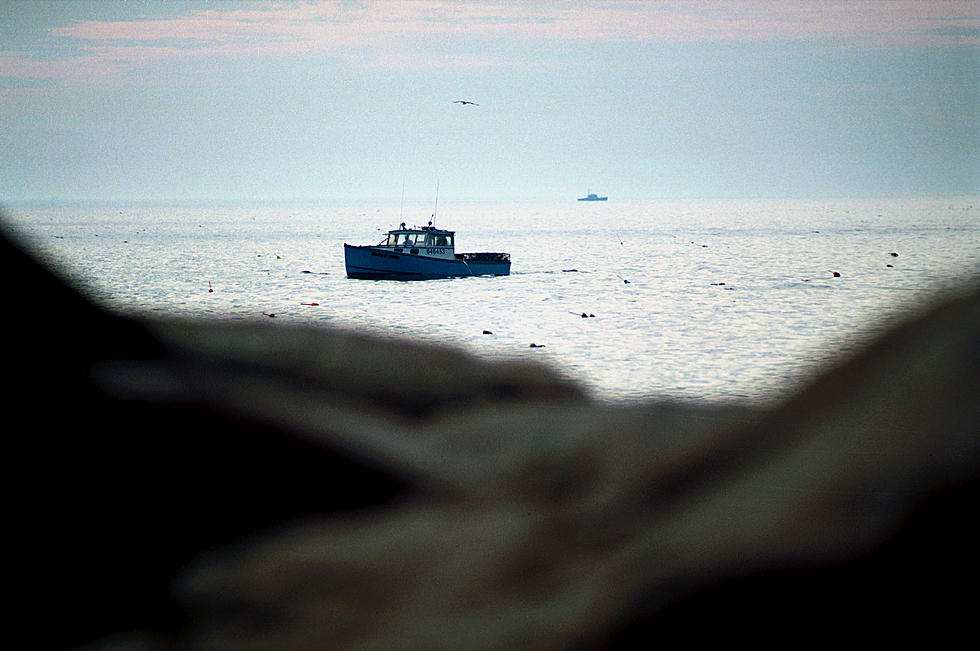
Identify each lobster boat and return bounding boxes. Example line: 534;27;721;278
344;222;511;280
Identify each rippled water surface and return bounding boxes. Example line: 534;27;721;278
6;197;978;403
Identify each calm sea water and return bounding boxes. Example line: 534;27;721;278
4;197;978;403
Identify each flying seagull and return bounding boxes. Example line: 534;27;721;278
453;100;479;105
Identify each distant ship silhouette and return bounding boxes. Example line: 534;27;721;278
578;189;607;201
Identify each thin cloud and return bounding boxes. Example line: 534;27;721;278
2;0;977;81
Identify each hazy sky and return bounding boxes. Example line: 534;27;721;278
1;1;977;202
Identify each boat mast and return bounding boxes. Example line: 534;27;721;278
399;174;406;222
432;179;439;226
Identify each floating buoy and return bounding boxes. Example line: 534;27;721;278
208;281;213;293
831;271;841;277
263;312;276;318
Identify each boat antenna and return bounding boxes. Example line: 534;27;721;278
399;173;406;222
432;179;439;226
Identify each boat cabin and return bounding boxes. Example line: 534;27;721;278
379;223;456;259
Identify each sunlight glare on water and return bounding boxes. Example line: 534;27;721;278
5;196;978;403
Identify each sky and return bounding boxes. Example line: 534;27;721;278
1;0;978;203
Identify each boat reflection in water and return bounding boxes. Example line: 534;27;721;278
344;222;511;280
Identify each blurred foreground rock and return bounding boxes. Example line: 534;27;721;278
3;220;977;649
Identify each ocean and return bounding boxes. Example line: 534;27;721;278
4;196;978;404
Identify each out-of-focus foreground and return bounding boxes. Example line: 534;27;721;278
4;219;976;649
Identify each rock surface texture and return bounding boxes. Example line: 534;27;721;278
4;221;977;649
